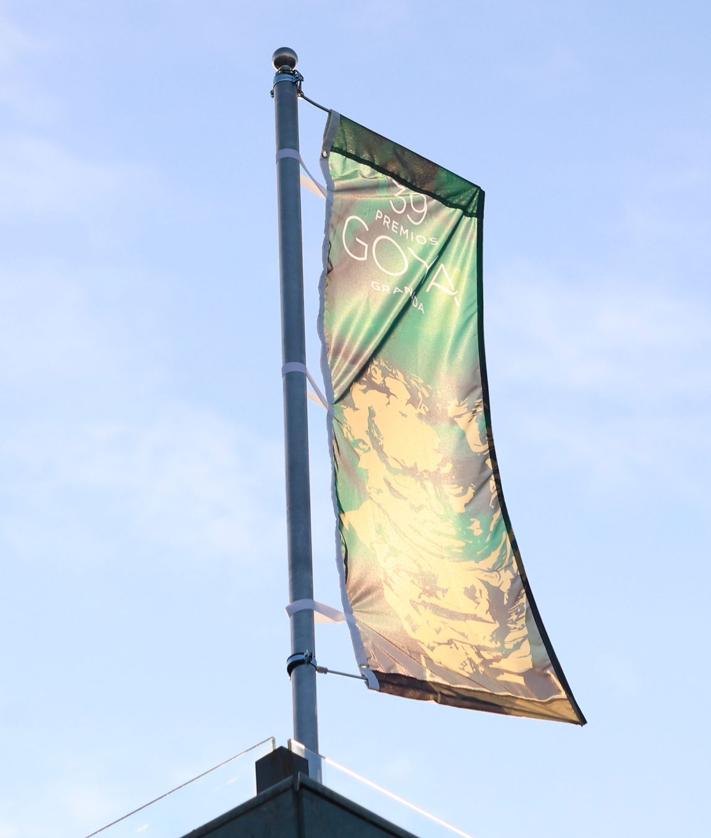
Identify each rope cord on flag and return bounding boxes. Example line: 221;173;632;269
83;737;276;838
282;361;329;409
275;147;326;196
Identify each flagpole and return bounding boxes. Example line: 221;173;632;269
271;47;320;762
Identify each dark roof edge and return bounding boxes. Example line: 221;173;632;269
181;775;295;837
296;774;417;837
182;772;418;837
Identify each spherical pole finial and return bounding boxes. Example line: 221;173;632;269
272;47;298;72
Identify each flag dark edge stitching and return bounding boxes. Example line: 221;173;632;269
329;146;481;219
332;114;482;217
474;193;587;726
373;671;579;723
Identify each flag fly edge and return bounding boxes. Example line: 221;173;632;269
472;186;587;727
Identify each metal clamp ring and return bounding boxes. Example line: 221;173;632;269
286;651;314;677
273;69;304;86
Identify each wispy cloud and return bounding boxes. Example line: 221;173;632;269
0;7;56;121
0;136;156;217
0;269;117;387
0;777;130;838
0;8;36;66
0;8;157;219
487;262;711;400
502;44;584;93
484;263;711;497
62;781;118;830
1;406;284;565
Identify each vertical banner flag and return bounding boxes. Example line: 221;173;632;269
319;113;585;724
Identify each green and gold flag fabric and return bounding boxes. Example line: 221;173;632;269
318;113;585;724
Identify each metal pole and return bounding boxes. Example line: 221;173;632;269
271;47;319;761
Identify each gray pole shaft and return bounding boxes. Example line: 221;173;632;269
272;50;319;759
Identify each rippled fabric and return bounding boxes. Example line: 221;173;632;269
318;113;585;725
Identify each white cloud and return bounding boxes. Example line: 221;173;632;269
0;257;283;569
1;406;284;565
0;9;36;66
0;8;158;225
0;8;57;122
0;778;132;838
382;755;416;784
0;77;57;121
502;44;584;92
62;781;117;828
484;264;711;498
0;269;112;386
487;262;711;400
0;136;155;217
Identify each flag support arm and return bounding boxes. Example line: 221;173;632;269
271;47;320;764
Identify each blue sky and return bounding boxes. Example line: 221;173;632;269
0;2;709;836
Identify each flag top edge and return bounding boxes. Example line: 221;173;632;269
324;112;483;219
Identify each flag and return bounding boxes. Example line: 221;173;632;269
318;113;585;724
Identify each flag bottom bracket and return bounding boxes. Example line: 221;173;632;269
287;651;368;683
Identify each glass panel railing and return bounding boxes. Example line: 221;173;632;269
84;736;275;838
289;739;473;838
